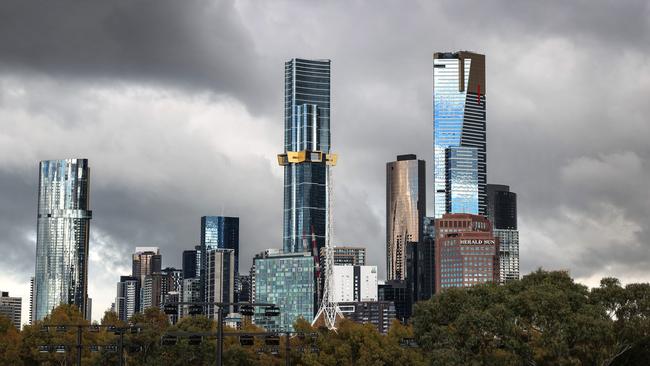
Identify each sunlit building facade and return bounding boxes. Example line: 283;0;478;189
433;51;487;218
34;159;92;321
435;214;499;292
386;154;425;281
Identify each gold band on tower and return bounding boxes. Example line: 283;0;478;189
277;150;338;166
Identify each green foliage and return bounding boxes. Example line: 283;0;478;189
7;271;650;365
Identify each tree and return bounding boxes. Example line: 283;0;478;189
0;314;22;365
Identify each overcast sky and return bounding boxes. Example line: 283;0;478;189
1;0;649;324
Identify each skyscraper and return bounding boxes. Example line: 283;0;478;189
132;247;162;284
320;246;366;267
34;159;92;321
486;184;520;283
386;154;426;281
116;276;139;322
182;247;200;279
433;51;487;218
277;58;337;256
205;249;235;317
200;216;239;301
331;265;378;303
435;214;499;292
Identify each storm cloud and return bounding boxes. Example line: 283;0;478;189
1;0;649;323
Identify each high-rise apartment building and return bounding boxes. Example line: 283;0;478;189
141;273;163;310
0;291;22;329
205;249;235;317
486;184;519;283
253;251;314;332
331;265;378;303
237;274;251;303
433;51;487;218
34;159;92;321
338;301;396;334
29;277;34;324
200;216;239;301
386;154;426;281
435;214;499;292
116;276;139;322
277;58;337;256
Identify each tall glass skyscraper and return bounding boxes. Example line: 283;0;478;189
486;184;520;283
200;216;239;301
277;58;337;255
433;51;487;218
386;155;425;281
34;159;92;320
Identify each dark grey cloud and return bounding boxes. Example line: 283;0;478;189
1;0;649;321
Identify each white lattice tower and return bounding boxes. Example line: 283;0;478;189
312;165;343;330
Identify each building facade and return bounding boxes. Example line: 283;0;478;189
338;301;396;334
253;251;314;332
378;280;411;322
277;58;337;256
200;216;239;302
0;291;22;329
416;217;436;301
116;276;139;322
34;159;92;321
331;265;378;303
205;249;235;317
182;247;200;279
132;247;161;284
320;246;366;267
435;214;499;292
486;184;519;283
386;154;426;281
180;278;201;319
433;51;487;218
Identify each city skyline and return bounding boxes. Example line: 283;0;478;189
1;1;649;326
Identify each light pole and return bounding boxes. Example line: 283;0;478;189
164;301;278;366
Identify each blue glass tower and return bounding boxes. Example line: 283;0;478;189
200;216;239;301
34;159;92;320
433;51;486;218
277;58;337;255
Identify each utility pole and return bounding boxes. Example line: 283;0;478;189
285;331;291;366
217;306;224;366
118;329;125;366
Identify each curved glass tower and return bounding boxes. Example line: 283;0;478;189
433;51;486;218
34;159;92;320
278;58;337;255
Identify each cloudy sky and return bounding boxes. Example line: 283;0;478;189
1;0;649;324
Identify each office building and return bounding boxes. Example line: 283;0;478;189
0;291;22;329
161;267;183;295
486;184;519;283
238;274;251;303
277;58;337;256
200;216;239;301
320;246;366;267
331;265;378;303
253;251;314;332
142;273;163;310
339;301;396;334
205;249;235;317
34;159;92;321
182;247;200;279
116;276;139;321
164;291;180;324
132;247;161;284
433;51;487;218
416;217;436;301
180;278;201;318
435;214;499;292
378;280;411;322
386;154;426;281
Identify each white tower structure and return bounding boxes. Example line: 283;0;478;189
312;168;343;330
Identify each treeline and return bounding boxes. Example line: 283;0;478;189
1;270;649;365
